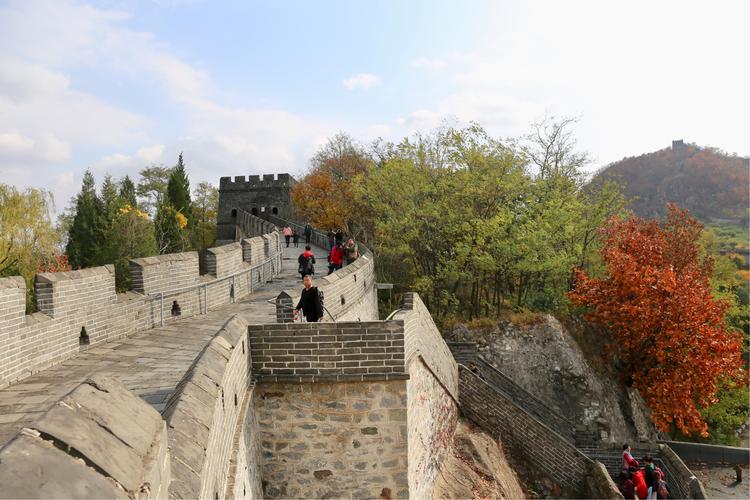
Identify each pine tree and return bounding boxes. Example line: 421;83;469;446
167;153;193;226
66;170;106;269
119;175;137;207
100;174;119;221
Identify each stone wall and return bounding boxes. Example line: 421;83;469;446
396;292;457;399
162;315;261;500
0;374;170;499
254;380;409;499
0;211;280;390
130;252;200;295
248;321;407;383
406;358;458;498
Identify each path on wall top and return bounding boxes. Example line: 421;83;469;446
0;243;327;448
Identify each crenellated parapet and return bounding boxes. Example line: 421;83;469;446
219;173;295;190
0;210;281;390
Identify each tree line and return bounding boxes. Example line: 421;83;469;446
290;119;748;444
293;119;626;321
0;153;219;309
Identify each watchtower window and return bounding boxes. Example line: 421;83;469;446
272;207;278;215
260;206;266;213
231;208;237;218
251;207;258;216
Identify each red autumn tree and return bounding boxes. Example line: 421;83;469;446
569;204;745;436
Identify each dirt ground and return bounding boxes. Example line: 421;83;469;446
688;462;749;499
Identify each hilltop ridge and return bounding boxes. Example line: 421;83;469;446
593;140;749;222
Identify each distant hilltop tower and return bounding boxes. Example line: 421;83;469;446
672;139;686;151
216;173;296;241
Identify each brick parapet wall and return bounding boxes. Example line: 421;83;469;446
248;321;407;383
475;356;576;442
130;252;200;295
458;364;592;497
205;242;246;279
0;374;170;499
393;293;458;401
406;357;458;498
0;211;281;390
163;314;257;500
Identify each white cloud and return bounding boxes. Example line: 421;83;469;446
0;0;334;213
342;73;381;90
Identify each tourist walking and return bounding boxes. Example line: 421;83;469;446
622;444;638;475
304;223;312;244
326;230;335;251
294;274;323;322
328;242;344;274
298;246;316;278
283;225;292;247
292;229;300;248
343;238;359;265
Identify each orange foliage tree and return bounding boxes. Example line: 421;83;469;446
569;204;745;436
291;133;372;235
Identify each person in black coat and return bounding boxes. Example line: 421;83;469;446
294;274;323;322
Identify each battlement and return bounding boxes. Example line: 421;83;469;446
219;173;295;190
0;210;281;390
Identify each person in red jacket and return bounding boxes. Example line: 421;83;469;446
632;468;648;500
328;243;344;274
622;444;639;474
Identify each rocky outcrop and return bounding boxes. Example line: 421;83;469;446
449;315;659;444
432;420;526;499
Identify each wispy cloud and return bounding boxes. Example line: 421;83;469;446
342;73;381;90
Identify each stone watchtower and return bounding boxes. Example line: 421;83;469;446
216;173;296;241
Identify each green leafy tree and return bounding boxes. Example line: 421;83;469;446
137;164;172;215
167;153;193;226
191;181;218;252
66;170;106;269
104;205;157;290
155;200;189;254
0;184;59;311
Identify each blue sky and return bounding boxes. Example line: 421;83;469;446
1;0;748;213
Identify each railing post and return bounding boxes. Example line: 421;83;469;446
159;292;164;327
203;285;208;314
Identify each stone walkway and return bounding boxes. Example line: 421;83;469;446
0;243;328;448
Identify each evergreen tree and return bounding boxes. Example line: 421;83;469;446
167;153;193;226
100;174;119;221
119;175;137;207
66;170;106;269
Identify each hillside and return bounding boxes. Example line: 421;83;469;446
593;140;749;222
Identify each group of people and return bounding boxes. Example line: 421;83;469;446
619;444;671;499
290;225;359;323
282;223;313;248
326;229;359;274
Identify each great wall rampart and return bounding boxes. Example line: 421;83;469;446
0;173;730;499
